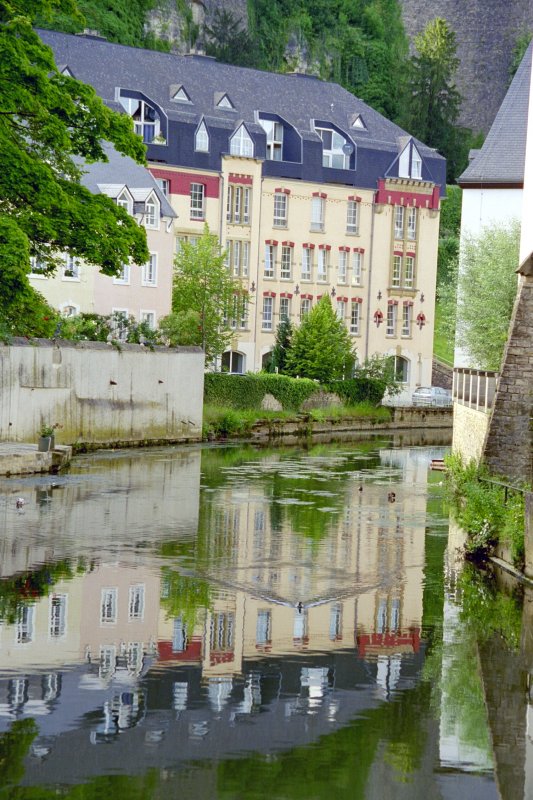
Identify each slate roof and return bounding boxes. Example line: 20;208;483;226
39;28;445;187
79;144;176;218
459;42;532;186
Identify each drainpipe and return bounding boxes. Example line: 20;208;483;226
253;176;264;372
364;199;377;361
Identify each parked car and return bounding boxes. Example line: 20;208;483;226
412;386;452;407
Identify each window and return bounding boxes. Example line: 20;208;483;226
336;299;346;320
62;254;80;279
111;309;129;340
217;94;234;109
16;605;34;644
101;588;117;624
280;245;292;279
222;350;245;373
394;206;405;239
227;185;251;224
273;192;288;227
316;127;350;169
195;120;209;152
210;611;235;652
317;248;329;282
329;603;342;641
176;235;198;254
407;207;417;240
99;645;116;679
411;149;422;179
386;303;398;336
140;311;156;329
49;594;67;637
392;255;402;288
402;303;413;336
128;585;145;620
142;253;157;286
390;355;409;382
155;178;169;196
61;304;79;317
262;296;274;330
399;142;423;179
230;125;254;157
29;256;47;276
404;255;415;288
350;301;361;334
190;183;205;220
144;196;159;228
131;99;160;144
264;244;276;278
338;250;348;283
279;296;290;320
113;264;130;284
346;200;359;234
352;252;362;285
117;190;132;214
300;297;312;319
172;86;190;103
311;196;325;231
261;119;283;161
256;610;272;645
302;247;313;281
226;239;249;277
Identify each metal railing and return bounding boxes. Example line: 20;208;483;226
452;367;499;413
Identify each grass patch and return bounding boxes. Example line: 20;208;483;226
433;302;454;366
308;403;392;422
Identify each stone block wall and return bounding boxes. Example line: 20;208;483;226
0;339;204;447
483;278;533;483
452;402;490;464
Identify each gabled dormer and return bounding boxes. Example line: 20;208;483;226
349;113;367;131
195;118;209;152
312;121;356;170
391;138;424;180
59;65;75;78
116;88;167;145
230;123;254;157
170;84;192;104
256;112;302;163
215;92;235;110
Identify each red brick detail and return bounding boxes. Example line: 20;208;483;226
275;187;291;195
163;172;220;198
263;291;276;297
318;244;331;251
388;299;399;305
348;195;362;202
353;247;365;253
337;296;348;303
352;296;363;303
265;239;278;246
301;293;313;300
357;628;420;657
302;242;316;249
282;240;295;247
375;178;439;210
312;191;327;199
406;251;416;257
229;173;253;185
393;249;403;256
280;292;293;299
338;246;350;252
403;300;414;306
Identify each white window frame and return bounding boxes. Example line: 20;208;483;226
300;297;312;319
195;120;209;152
190;182;205;220
262;296;274;331
273;192;288;227
279;296;290;320
117;190;132;215
301;247;313;281
144;195;159;229
62;253;80;280
16;605;35;644
155;178;169;196
230;125;254;157
350;301;361;335
280;245;292;280
60;303;80;317
411;147;422;179
392;255;402;288
405;255;415;289
311;196;325;232
140;310;156;329
49;594;67;638
113;264;130;285
142;253;157;286
386;303;398;337
394;206;405;239
352;252;362;285
316;127;350;169
261;119;283;161
264;244;276;278
317;248;329;282
101;588;117;625
407;207;417;240
336;299;346;320
402;304;413;337
346;200;359;234
111;308;129;340
337;250;348;283
128;585;145;620
130;99;160;144
29;256;47;277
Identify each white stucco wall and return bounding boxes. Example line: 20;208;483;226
0;340;204;445
451;402;490;464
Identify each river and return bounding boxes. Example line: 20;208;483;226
0;436;530;798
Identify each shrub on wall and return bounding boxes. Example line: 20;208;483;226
204;373;316;410
325;378;387;407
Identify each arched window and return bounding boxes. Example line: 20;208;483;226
222;351;245;374
389;355;409;383
61;303;79;317
117;190;132;215
144;194;159;229
230;125;254;158
315;126;353;169
195;120;209;152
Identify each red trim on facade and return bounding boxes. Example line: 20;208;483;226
406;251;416;258
229;173;253;185
337;296;348;303
357;628;420;657
353;247;365;253
352;296;363;303
348;195;362;202
282;240;295;247
210;652;234;666
263;291;276;297
265;239;278;246
375;178;439;210
338;246;350;252
302;242;316;249
164;172;220;198
312;191;327;199
275;187;291;195
300;293;313;300
388;299;399;305
317;294;323;300
157;637;202;662
280;292;293;299
403;300;414;306
318;244;331;251
393;249;403;256
149;167;177;193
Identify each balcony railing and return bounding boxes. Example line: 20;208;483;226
452;368;499;413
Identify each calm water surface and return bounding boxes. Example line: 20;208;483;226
0;437;529;799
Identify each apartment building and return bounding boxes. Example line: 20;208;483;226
40;30;446;398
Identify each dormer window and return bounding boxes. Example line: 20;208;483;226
60;66;74;78
260;119;283;161
399;141;423;180
315;126;352;169
119;95;161;144
172;86;191;103
217;94;234;109
117;190;132;214
230;125;254;158
144;194;159;229
195;120;209;152
351;114;366;130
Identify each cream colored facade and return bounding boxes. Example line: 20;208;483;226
153;157;440;401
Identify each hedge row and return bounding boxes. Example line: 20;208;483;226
204;373;387;410
204;373;317;410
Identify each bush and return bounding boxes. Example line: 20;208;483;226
204;373;316;411
325;378;387;406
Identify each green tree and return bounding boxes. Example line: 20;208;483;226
0;0;149;334
437;184;462;289
404;18;468;182
204;8;256;67
447;220;520;370
285;295;355;382
160;225;241;362
268;316;293;373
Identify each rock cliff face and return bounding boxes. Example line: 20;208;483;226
399;0;533;133
145;0;248;53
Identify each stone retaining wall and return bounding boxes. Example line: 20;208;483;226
0;339;204;447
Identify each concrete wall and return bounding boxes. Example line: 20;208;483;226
0;339;204;446
452;402;490;464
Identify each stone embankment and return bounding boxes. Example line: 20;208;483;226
0;442;72;477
